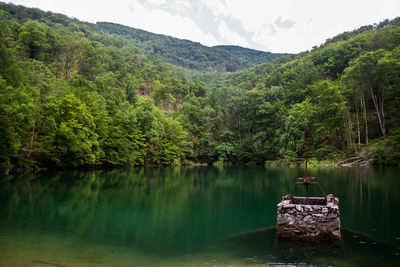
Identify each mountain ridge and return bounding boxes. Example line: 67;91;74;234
95;21;289;72
0;1;290;73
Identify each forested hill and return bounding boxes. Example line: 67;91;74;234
0;2;400;172
95;22;288;72
209;17;400;166
0;2;210;170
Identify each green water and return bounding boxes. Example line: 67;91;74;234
0;166;399;266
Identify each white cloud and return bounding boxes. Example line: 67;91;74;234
126;0;220;45
268;24;277;36
175;0;190;13
201;0;229;17
275;16;296;29
218;21;249;47
7;0;400;53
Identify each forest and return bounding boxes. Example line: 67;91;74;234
0;2;400;171
95;22;288;73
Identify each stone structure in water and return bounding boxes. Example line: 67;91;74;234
276;163;341;240
276;194;340;240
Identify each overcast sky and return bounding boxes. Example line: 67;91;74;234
8;0;400;53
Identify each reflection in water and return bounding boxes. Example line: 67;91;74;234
224;226;399;266
0;167;400;266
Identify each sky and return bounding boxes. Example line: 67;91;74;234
7;0;400;53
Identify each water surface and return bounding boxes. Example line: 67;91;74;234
0;167;399;266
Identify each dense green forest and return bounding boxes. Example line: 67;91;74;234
0;2;399;172
95;22;288;73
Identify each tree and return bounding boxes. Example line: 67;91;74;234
309;80;347;158
40;93;100;166
18;20;49;60
279;99;314;158
0;77;35;169
343;49;400;139
103;102;145;165
76;39;100;78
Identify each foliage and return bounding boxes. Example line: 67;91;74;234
1;2;400;170
203;15;400;164
372;129;400;166
95;22;289;73
0;4;194;169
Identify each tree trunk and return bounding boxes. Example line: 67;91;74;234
347;109;357;152
360;87;368;144
381;83;386;137
354;99;361;148
370;84;386;138
28;123;36;158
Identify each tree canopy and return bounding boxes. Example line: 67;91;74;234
0;3;400;171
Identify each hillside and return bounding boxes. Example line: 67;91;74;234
0;2;399;171
0;2;209;169
207;17;400;165
95;22;288;72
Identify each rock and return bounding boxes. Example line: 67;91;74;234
312;205;321;211
334;197;340;205
304;205;313;212
322;207;328;213
333;229;341;238
295;205;303;212
286;214;295;225
327;212;337;219
312;213;324;218
303;215;312;222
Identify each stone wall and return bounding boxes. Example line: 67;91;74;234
276;194;340;240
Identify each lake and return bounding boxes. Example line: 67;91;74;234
0;166;399;266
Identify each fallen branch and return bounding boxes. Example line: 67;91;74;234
335;157;363;166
